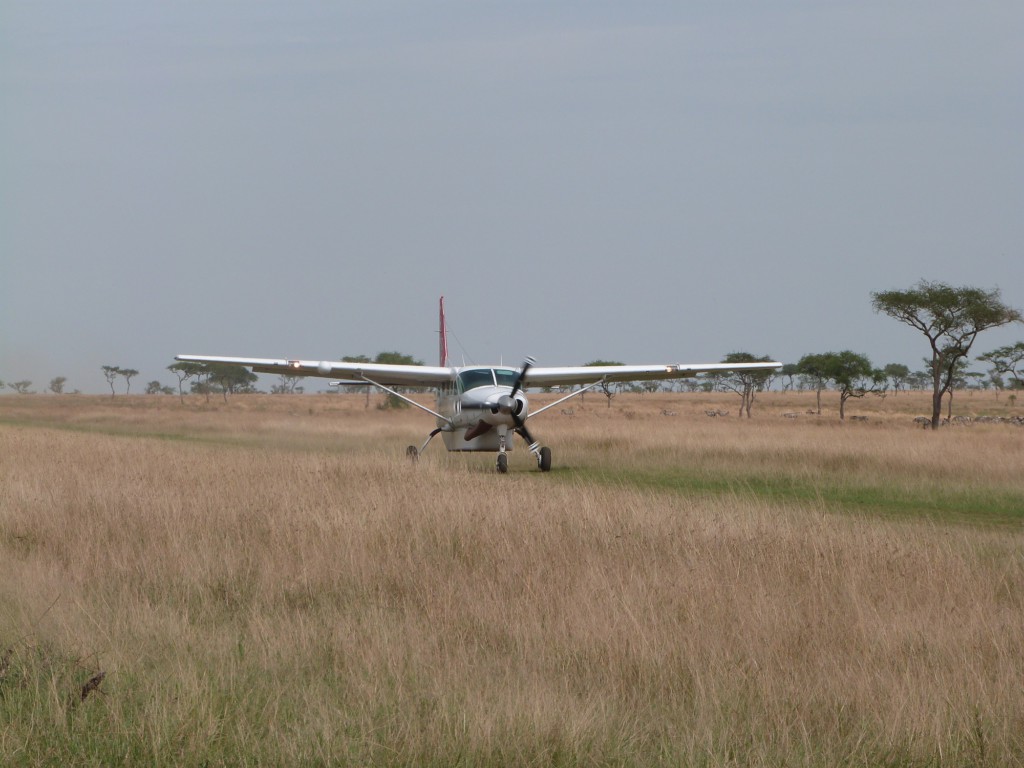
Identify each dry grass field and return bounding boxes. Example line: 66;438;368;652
1;390;1022;766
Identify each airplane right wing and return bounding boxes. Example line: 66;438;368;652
523;361;781;388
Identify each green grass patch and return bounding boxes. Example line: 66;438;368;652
565;466;1024;527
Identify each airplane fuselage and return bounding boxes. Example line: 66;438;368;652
437;367;530;451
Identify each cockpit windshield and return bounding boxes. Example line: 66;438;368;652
456;366;520;391
457;367;522;392
457;368;495;392
493;368;518;387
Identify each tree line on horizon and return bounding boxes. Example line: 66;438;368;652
702;280;1023;426
4;281;1023;428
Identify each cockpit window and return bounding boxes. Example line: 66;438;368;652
457;368;495;392
494;368;518;388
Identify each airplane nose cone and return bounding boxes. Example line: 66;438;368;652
493;393;528;417
485;394;526;418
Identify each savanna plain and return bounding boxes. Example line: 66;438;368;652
1;390;1022;766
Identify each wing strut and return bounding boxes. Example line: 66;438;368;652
528;379;607;418
332;374;452;425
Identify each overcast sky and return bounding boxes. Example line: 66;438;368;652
3;2;1022;393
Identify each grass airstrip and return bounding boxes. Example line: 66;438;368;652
1;390;1022;765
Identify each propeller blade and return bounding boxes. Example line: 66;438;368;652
513;412;536;446
510;356;535;398
511;357;538;445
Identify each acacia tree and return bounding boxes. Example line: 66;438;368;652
373;351;422;366
190;369;214;403
49;376;67;394
779;363;800;392
120;368;139;394
640;379;661;396
882;363;910;396
168;361;204;404
804;351;884;420
10;380;33;394
584;360;624;408
978;342;1024;391
271;374;305;394
826;351;885;420
373;351;422;409
206;363;258;403
711;352;775;418
796;353;830;414
872;281;1022;429
907;370;931;391
101;365;121;398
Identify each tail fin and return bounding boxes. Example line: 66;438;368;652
438;296;448;367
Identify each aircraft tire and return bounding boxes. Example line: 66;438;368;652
539;446;552;472
496;453;508;473
406;446;418;461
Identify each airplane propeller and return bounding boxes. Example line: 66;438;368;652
510;357;537;446
511;356;534;398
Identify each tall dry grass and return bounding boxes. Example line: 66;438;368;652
1;393;1022;765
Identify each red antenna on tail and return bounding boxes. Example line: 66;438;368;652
439;296;448;367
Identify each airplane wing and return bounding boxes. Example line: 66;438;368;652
524;361;781;388
174;355;453;388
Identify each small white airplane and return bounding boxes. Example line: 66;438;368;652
177;298;781;472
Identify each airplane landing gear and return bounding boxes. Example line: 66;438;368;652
407;428;443;463
538;446;552;472
493;445;550;473
496;429;509;473
519;430;552;473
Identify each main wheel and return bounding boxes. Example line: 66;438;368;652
496;453;509;473
406;445;419;462
538;446;552;472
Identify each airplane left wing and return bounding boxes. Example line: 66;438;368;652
175;355;453;388
524;361;781;388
